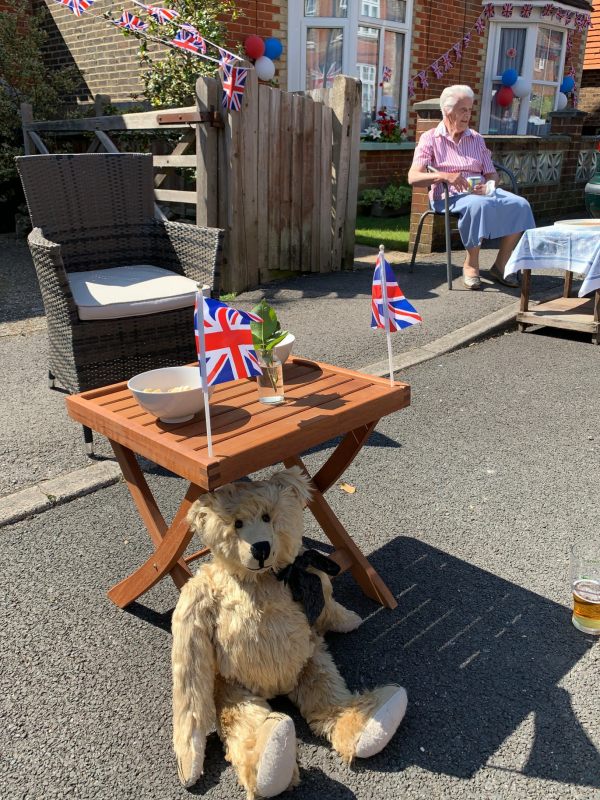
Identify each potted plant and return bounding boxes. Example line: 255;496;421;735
372;183;412;218
357;188;383;216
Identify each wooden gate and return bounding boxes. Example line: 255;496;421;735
196;74;361;292
20;74;361;293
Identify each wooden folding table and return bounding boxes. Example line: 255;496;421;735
66;358;410;610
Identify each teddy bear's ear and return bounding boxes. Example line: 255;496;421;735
269;466;313;504
186;493;216;533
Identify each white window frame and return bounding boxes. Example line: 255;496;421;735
287;0;413;128
480;19;568;135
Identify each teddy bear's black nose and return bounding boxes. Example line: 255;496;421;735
250;541;271;565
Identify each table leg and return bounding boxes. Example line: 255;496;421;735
563;270;573;298
107;441;203;607
518;269;531;333
594;290;600;346
285;453;397;610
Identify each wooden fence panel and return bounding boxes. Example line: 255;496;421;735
20;76;361;292
278;91;293;273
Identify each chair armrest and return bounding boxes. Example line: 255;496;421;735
158;221;225;297
27;228;79;325
492;162;519;195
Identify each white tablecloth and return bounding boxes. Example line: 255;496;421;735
505;225;600;297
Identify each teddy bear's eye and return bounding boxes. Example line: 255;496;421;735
262;513;271;523
234;519;243;529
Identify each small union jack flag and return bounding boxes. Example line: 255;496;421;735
442;52;453;72
417;70;429;89
520;3;533;17
113;11;148;31
452;41;463;61
501;3;513;18
140;3;179;24
221;63;248;112
371;252;422;332
382;65;392;82
54;0;94;17
311;62;341;89
194;297;263;386
171;28;207;55
475;15;486;34
407;78;416;98
483;3;495;17
463;32;472;48
431;60;444;79
542;3;555;17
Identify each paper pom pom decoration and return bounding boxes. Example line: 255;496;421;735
255;55;275;81
556;92;568;110
560;76;575;94
244;35;265;60
511;76;531;98
496;86;515;107
264;37;283;60
501;68;518;87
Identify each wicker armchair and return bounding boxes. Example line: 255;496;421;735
17;153;224;453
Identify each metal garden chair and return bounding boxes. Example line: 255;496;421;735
409;162;519;290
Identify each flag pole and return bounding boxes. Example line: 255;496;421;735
195;288;214;458
379;245;395;387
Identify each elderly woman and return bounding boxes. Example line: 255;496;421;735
407;85;535;290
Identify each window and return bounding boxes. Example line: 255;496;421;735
288;0;412;130
481;19;567;136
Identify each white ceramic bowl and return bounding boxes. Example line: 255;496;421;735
273;333;295;364
128;366;210;423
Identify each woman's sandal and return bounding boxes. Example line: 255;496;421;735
489;264;519;288
462;270;482;290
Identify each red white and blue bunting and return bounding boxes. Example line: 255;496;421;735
51;0;249;110
407;2;591;100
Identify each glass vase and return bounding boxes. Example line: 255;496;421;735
256;349;285;405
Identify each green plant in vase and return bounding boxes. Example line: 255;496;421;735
250;300;289;403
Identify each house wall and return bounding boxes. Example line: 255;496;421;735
580;1;600;132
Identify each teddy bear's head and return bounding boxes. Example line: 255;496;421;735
187;466;312;577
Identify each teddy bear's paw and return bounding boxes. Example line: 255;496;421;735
176;731;204;788
255;713;297;798
330;605;363;633
354;685;408;759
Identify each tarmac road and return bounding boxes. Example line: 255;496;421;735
2;325;599;800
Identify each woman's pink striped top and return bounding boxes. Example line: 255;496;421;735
412;121;495;202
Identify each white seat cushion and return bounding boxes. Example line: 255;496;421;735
68;265;202;321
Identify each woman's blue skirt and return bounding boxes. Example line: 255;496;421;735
432;188;536;250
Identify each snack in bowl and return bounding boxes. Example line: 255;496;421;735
128;366;211;423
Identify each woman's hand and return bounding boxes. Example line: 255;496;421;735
434;172;469;192
472;182;487;195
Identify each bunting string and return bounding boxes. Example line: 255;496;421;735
406;2;591;100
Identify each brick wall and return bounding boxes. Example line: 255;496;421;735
36;0;287;105
408;0;487;132
358;148;414;192
36;0;145;103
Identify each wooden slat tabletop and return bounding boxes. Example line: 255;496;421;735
66;358;410;490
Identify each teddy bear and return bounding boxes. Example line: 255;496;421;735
171;466;407;799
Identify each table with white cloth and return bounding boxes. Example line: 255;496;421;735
504;221;600;344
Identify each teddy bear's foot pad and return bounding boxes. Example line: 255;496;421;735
255;713;297;798
354;685;408;759
176;730;205;788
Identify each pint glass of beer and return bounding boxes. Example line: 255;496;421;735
570;542;600;635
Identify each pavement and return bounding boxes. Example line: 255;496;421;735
2;237;599;800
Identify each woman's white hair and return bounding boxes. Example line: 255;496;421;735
440;85;475;115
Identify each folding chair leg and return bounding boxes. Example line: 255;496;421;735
444;196;453;291
409;210;434;273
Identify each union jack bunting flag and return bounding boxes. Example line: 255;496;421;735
520;3;533;16
171;28;207;55
113;11;148;31
54;0;94;17
221;64;248;112
501;3;513;17
217;47;236;65
141;3;179;23
194;297;263;386
382;65;392;82
371;253;422;332
180;23;208;53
